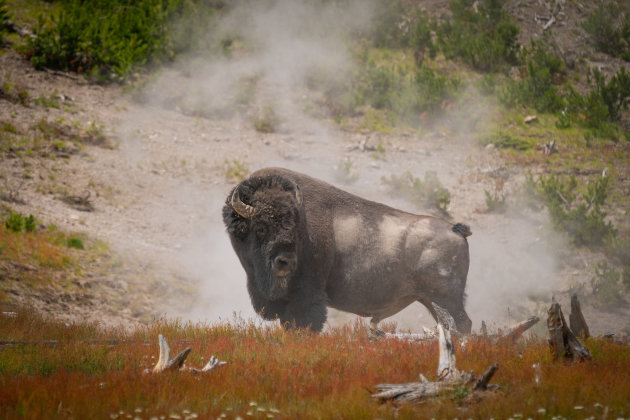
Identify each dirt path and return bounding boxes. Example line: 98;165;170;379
1;47;627;336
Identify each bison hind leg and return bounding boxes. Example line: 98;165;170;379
418;297;472;334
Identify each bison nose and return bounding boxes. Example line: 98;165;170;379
273;253;296;273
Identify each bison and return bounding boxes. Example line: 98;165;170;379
222;167;473;333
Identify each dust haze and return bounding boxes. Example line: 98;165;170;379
118;0;565;334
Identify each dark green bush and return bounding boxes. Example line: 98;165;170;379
589;67;630;122
369;0;411;48
501;39;565;113
25;0;225;81
66;236;84;250
0;0;9;45
5;212;36;233
436;0;519;72
537;174;615;247
582;3;630;60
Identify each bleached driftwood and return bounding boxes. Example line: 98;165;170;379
372;324;498;402
569;294;590;339
152;334;226;373
547;300;591;361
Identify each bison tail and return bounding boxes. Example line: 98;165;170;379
452;223;472;238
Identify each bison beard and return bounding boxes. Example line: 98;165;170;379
223;168;473;333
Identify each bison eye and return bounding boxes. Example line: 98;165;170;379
254;224;268;239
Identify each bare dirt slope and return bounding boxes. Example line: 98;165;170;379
1;0;629;335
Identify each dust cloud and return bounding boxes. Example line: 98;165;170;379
118;0;565;334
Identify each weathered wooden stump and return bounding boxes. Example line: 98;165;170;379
547;299;591;361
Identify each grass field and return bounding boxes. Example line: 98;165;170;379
1;308;629;419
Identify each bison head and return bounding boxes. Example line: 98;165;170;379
223;175;303;301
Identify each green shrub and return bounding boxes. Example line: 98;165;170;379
605;233;630;266
382;171;450;213
0;0;10;45
537;174;615;247
252;105;277;133
436;0;520;72
484;189;507;213
591;261;626;308
5;212;36;233
25;0;225;81
589;67;630;122
582;3;630;59
408;10;437;64
66;236;84;250
479;132;533;150
501;39;566;113
369;0;411;48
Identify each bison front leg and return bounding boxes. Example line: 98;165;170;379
247;280;288;321
280;292;327;332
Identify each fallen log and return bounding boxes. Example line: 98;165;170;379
547;300;591;361
371;314;539;344
372;324;497;403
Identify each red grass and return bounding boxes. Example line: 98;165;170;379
0;309;629;419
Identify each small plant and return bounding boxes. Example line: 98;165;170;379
34;92;61;109
480;132;533;151
382;171;450;213
333;159;359;184
591;261;626;308
224;159;248;182
66;236;85;250
485;189;507;213
4;211;36;233
1;121;17;134
253;105;277;133
537;174;615;247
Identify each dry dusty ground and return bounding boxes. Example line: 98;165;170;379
1;15;629;337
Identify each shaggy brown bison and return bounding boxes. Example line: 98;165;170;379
223;167;472;333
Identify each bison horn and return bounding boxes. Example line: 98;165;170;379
230;190;256;219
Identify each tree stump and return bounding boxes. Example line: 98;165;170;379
547;300;591;361
569;294;590;339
